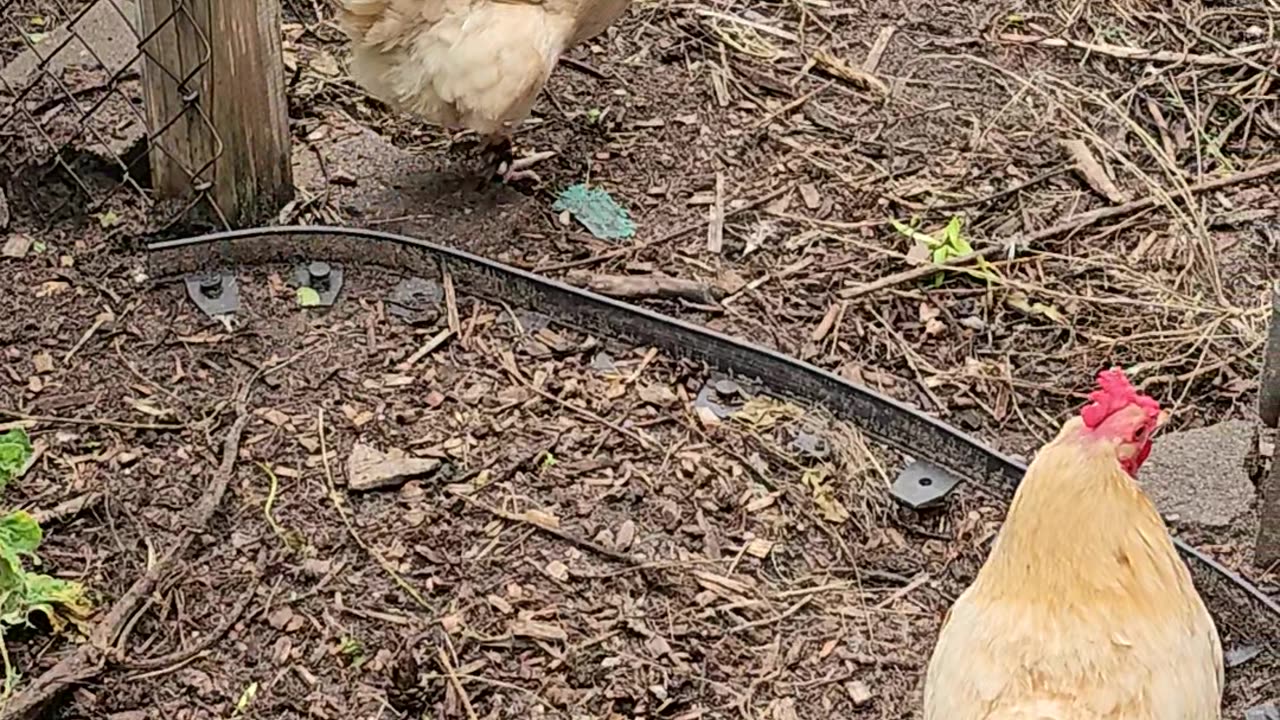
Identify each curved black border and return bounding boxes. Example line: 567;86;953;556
145;225;1279;617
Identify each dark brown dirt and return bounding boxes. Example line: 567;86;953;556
0;256;1276;719
1;0;1279;717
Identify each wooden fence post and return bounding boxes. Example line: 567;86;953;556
138;0;292;227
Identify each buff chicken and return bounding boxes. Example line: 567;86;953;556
923;368;1223;720
337;0;632;183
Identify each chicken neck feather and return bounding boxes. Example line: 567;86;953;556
923;416;1223;720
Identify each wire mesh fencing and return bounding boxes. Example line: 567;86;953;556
0;0;232;239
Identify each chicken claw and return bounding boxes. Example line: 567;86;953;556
496;152;551;185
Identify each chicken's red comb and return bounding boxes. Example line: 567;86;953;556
1080;368;1160;429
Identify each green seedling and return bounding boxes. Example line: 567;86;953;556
891;215;999;288
339;636;367;669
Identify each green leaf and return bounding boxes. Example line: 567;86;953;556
234;681;259;715
0;429;33;492
889;218;935;246
94;210;119;228
552;184;636;241
296;287;321;307
0;512;41;557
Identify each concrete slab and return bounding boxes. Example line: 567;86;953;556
1140;420;1258;529
2;0;144;165
1;0;139;89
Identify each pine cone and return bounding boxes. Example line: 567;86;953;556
387;651;428;716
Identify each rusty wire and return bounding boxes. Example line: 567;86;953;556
0;0;229;233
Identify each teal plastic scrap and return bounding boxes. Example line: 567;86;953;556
552;184;636;241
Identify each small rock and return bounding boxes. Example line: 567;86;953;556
32;352;54;374
846;680;873;706
2;233;32;258
399;480;425;504
267;606;295;630
347;442;441;491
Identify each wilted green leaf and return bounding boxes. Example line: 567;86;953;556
1006;291;1067;325
552;184;636;241
23;573;92;633
296;287;321;307
0;510;92;634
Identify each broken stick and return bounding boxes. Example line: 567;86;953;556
567;271;723;305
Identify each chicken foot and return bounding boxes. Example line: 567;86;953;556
479;134;546;185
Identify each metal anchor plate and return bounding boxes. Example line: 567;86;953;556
293;260;343;306
890;459;961;510
185;270;238;318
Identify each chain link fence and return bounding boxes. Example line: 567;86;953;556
0;0;233;238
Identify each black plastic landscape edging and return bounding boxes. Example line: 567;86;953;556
145;224;1280;618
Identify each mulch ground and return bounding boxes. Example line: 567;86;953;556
0;259;1276;718
1;0;1279;716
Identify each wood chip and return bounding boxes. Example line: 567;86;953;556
811;303;841;342
799;183;821;210
1062;138;1128;204
863;26;896;73
745;537;774;558
707;172;725;254
32;352;54;374
259;408;290;427
347;442;441;491
510;618;568;642
615;519;637;551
